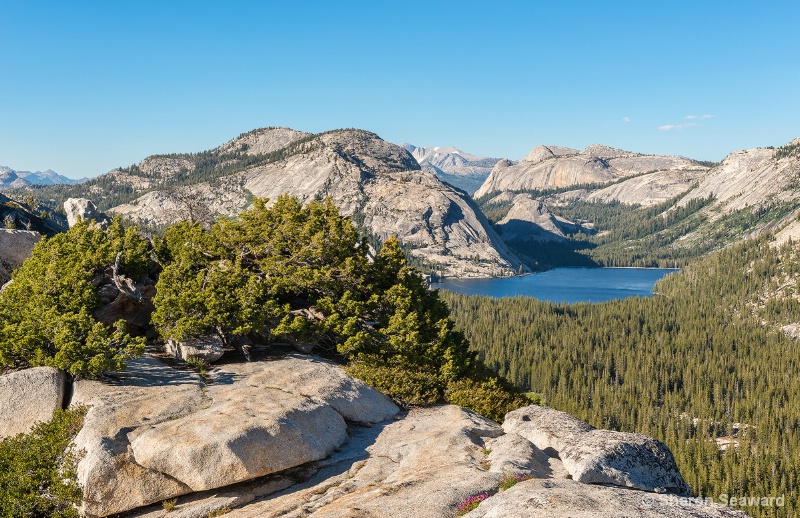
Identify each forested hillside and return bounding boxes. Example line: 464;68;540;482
441;236;800;517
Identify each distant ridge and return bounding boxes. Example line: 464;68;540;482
474;144;706;198
0;165;85;189
402;143;500;194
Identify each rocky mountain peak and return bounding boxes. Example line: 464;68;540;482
582;143;633;158
678;137;800;214
0;169;20;184
214;127;311;156
522;145;578;164
0;165;79;188
475;142;706;198
316;129;420;173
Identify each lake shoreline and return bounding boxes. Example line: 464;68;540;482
436;267;677;304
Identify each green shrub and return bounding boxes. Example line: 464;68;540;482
162;498;177;512
0;218;147;377
0;407;86;517
152;196;366;345
445;375;529;422
346;363;442;405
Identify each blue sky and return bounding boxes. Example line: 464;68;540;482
1;1;798;179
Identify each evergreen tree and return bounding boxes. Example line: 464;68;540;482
0;218;147;378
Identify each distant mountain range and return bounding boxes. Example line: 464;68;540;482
402;144;500;194
0;166;85;189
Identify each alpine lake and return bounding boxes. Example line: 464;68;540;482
435;267;678;304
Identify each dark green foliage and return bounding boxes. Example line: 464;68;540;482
152;195;525;413
546;194;716;267
341;237;479;404
441;237;800;516
0;407;86;518
152;196;367;345
489;187;800;270
0;218;147;377
503;239;598;271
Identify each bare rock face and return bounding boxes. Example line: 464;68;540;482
167;405;737;518
504;405;688;494
359;170;526;277
72;356;206;517
76;394;738;518
680;140;800;214
138;156;195;178
485;432;555;478
495;194;574;242
129;389;348;492
71;354;398;517
165;334;226;363
583;168;707;206
475;144;705;198
0;367;66;438
64;197;110;227
503;405;594;456
221;405;506;518
560;429;689;494
0;228;40;285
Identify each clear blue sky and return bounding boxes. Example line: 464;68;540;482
2;1;798;179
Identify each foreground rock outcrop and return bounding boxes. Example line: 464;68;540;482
0;349;746;517
25;351;739;518
463;478;746;518
0;366;66;438
70;353;398;517
504;405;689;494
119;403;742;518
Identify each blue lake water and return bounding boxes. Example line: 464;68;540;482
435;268;678;304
